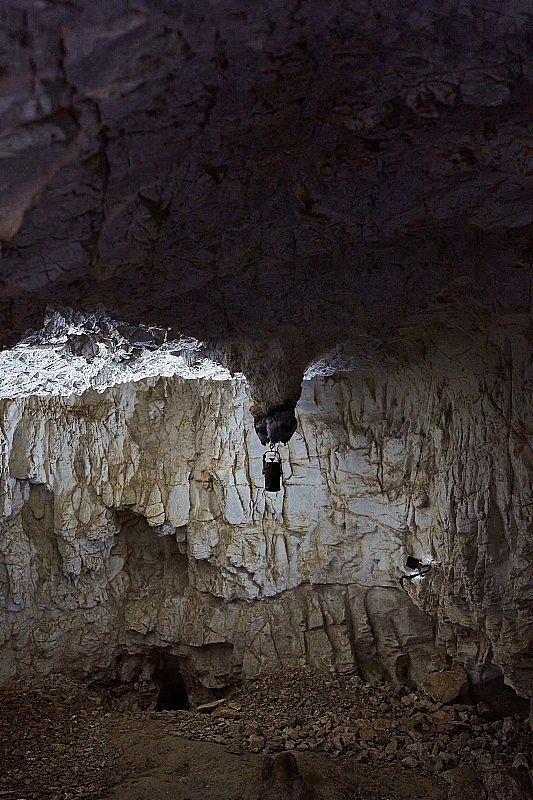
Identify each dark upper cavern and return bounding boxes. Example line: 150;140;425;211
0;0;532;441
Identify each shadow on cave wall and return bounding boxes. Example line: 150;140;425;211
88;645;235;712
91;511;235;709
470;675;530;719
114;508;189;591
21;483;62;602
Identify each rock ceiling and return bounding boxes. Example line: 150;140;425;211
0;0;532;419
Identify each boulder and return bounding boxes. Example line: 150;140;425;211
258;753;316;800
443;765;486;800
483;767;533;800
421;663;469;704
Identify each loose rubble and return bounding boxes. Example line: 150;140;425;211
0;677;130;800
0;669;531;799
156;669;532;775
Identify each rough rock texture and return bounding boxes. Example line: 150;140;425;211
483;767;533;800
259;753;316;800
0;332;532;698
445;766;487;800
420;663;469;704
150;670;532;769
1;0;532;421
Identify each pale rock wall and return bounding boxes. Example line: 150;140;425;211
0;339;531;698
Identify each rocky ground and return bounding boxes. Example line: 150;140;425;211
163;669;531;772
0;670;530;800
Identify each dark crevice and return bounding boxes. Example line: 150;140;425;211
470;675;530;719
153;653;189;710
254;401;298;445
155;675;189;711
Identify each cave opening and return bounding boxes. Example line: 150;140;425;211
470;675;530;720
154;655;189;711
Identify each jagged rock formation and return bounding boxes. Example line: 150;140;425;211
258;753;316;800
1;0;532;706
0;332;531;700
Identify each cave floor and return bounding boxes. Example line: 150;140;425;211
0;671;528;800
104;724;448;800
0;711;448;800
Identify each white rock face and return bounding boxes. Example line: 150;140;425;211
0;339;531;699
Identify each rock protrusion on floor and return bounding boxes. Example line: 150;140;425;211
443;765;487;800
443;764;533;800
258;753;316;800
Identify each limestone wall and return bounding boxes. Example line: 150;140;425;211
0;341;531;698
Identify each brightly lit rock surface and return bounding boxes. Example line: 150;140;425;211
0;333;531;699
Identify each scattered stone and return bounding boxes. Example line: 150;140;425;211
212;706;241;719
513;755;529;771
0;677;130;799
196;699;226;713
249;734;266;753
226;741;244;755
477;702;493;719
433;709;457;725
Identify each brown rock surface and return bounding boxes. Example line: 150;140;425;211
444;765;487;800
259;753;316;800
421;664;469;704
483;767;533;800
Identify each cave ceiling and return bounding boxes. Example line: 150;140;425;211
0;0;532;406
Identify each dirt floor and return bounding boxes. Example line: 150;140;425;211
105;723;449;800
0;713;449;800
0;671;528;800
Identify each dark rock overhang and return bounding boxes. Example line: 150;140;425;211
0;0;532;431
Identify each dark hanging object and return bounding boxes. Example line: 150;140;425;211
263;448;282;492
400;555;432;591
